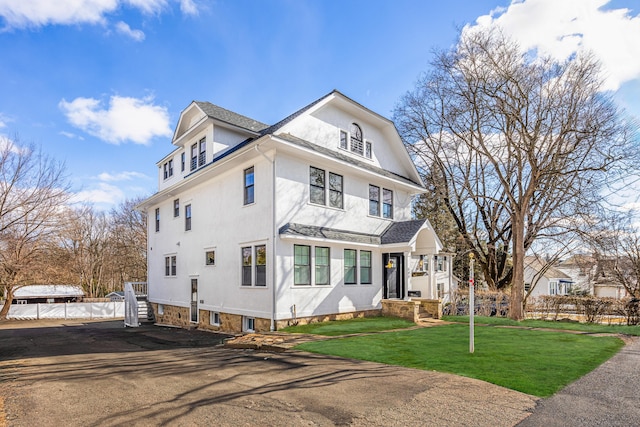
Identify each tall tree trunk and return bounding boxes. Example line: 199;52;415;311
0;288;14;319
510;212;525;320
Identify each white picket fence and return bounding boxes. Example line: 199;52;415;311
7;301;124;320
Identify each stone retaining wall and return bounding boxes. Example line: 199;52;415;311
381;299;442;322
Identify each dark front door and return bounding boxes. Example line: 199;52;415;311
383;253;404;299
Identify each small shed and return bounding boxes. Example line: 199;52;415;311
12;285;85;304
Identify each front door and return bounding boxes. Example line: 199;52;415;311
190;278;198;323
383;253;404;299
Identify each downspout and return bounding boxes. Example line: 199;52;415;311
255;144;277;331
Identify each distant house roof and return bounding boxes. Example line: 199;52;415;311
525;258;573;280
14;285;84;299
279;219;430;246
193;101;269;132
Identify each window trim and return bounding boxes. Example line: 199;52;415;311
244;166;255;205
309;166;326;206
360;250;372;284
173;199;180;218
164;255;177;277
328;172;343;209
315;246;330;286
198;137;206;167
369;184;380;217
382;188;394;219
344;249;357;285
205;250;215;266
190;143;197;171
241;243;268;287
185;204;192;231
155;208;160;232
210;311;221;326
294;244;311;286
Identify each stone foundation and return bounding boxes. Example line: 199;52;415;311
152;304;384;333
381;299;442;322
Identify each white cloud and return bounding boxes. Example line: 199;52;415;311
97;171;149;181
71;182;125;206
59;95;172;145
115;20;145;41
179;0;198;16
0;0;198;31
466;0;640;91
0;0;117;28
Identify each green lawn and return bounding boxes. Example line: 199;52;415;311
280;316;415;336
295;322;624;397
443;315;640;336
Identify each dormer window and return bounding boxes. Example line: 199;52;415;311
190;137;206;171
350;123;363;155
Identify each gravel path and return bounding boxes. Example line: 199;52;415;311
517;336;640;427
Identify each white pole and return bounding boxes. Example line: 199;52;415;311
469;253;475;354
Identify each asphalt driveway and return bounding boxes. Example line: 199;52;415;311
0;319;537;426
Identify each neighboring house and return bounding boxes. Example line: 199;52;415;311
106;291;125;302
524;257;574;298
11;285;84;304
137;90;453;333
555;255;594;295
590;256;629;299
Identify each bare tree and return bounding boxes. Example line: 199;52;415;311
0;137;70;318
394;28;634;319
108;197;147;286
582;211;640;298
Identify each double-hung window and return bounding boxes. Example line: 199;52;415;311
360;251;372;284
190;143;197;171
198;137;206;167
294;245;311;286
382;188;394;219
369;185;380;216
181;152;185;172
309;166;343;209
173;199;180;217
328;172;343;209
315;247;330;286
255;245;266;286
164;255;177;276
344;249;357;285
155;208;160;232
185;204;192;231
309;166;325;205
242;244;267;287
244;166;254;205
339;130;348;150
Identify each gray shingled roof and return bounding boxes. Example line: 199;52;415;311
276;133;423;188
279;219;428;246
279;223;381;245
194;101;269;133
381;219;427;244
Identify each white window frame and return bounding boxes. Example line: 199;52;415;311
210;311;221;326
240;242;268;287
243;316;255;332
164;255;177;277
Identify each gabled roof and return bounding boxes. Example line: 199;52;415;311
381;219;428;244
193;101;269;132
525;257;573;280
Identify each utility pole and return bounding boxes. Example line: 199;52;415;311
469;253;475;354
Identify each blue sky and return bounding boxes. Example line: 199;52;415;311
1;0;639;210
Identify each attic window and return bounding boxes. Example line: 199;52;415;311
350;123;363;156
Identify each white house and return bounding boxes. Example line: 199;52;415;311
137;90;452;333
524;257;575;298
